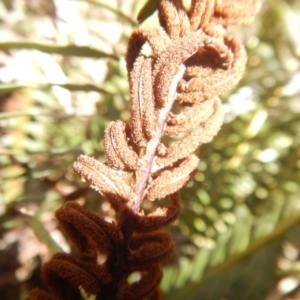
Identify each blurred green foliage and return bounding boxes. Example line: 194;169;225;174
0;0;300;299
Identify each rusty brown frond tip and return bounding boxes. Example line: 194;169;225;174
28;1;261;299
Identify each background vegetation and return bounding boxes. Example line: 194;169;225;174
0;0;300;299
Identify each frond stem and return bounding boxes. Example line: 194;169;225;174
130;64;186;213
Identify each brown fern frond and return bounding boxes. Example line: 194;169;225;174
29;1;261;299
